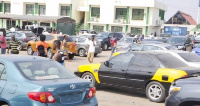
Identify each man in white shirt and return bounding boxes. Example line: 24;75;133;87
87;36;96;63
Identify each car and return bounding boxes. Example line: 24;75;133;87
156;33;172;42
72;35;102;57
96;32;123;51
74;51;200;102
192;43;200;56
113;43;177;56
167;36;193;51
27;34;77;59
0;55;98;106
5;31;36;50
194;36;200;45
166;77;200;106
116;37;136;48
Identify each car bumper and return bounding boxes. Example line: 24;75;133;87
165;95;180;106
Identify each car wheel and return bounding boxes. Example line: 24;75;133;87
146;81;166;103
94;53;98;57
69;54;74;59
27;46;33;55
81;72;96;87
102;43;108;51
47;48;53;59
18;45;23;51
78;49;86;57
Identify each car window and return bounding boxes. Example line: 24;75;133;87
132;55;158;67
0;64;6;80
110;53;135;68
25;33;36;37
16;33;23;37
178;53;200;62
6;32;12;37
165;46;177;50
167;37;186;44
143;45;158;51
109;33;114;38
185;38;191;43
15;60;76;80
46;35;54;41
131;45;143;51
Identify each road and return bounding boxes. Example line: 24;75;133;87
18;50;164;106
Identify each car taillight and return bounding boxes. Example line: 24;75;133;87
28;92;56;103
24;38;28;42
87;87;96;98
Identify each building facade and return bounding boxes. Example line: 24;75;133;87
0;0;167;35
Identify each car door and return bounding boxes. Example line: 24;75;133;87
0;63;7;94
126;54;159;89
98;53;135;87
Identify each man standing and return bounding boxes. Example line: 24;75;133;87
52;40;65;66
110;34;117;57
7;35;21;54
87;36;96;63
62;35;70;62
0;32;6;54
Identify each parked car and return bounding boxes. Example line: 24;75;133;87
166;77;200;106
5;31;36;50
192;43;200;56
27;34;77;59
194;36;200;45
75;51;200;102
72;36;102;57
0;55;98;105
167;36;193;51
96;32;123;51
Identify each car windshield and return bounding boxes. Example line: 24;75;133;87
25;33;36;37
156;54;188;68
96;32;109;38
160;34;171;37
167;37;186;44
15;60;76;80
57;36;73;42
178;53;200;62
195;36;200;40
119;38;133;43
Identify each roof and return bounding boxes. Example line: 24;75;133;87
0;55;50;62
180;11;197;25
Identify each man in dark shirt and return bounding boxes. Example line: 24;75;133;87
7;35;21;54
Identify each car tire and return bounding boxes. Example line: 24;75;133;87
27;46;33;55
47;48;53;59
94;53;98;57
146;81;166;103
18;45;23;51
81;72;96;87
78;49;86;57
69;54;74;59
102;43;108;51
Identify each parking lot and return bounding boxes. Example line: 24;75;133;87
19;50;164;106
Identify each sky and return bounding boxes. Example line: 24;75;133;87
156;0;199;22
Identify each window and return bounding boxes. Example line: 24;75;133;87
60;6;70;16
40;22;50;26
111;26;123;32
0;3;2;12
131;44;143;51
4;3;10;13
132;9;144;20
132;55;157;67
26;4;34;15
39;5;46;15
131;27;143;35
91;7;100;17
115;8;127;19
93;25;104;33
0;64;6;80
159;10;165;20
6;20;16;29
143;45;158;51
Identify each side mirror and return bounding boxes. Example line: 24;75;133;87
104;61;109;67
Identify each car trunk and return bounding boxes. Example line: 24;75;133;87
175;66;200;77
30;78;91;105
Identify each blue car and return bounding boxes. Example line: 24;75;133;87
0;55;98;106
192;44;200;55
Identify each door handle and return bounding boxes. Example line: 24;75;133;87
148;72;152;73
121;70;125;71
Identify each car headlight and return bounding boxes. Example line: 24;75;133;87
178;46;184;49
169;86;181;95
98;39;103;42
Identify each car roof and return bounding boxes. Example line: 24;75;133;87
170;36;187;38
0;55;50;62
145;43;173;47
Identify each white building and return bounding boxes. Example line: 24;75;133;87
0;0;167;35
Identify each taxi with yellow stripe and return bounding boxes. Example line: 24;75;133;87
75;51;200;103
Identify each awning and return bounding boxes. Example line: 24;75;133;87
0;14;65;22
190;27;200;31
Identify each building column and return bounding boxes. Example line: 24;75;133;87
146;7;149;25
145;26;148;35
70;4;72;18
52;22;56;27
106;24;109;31
126;6;130;24
88;5;91;22
18;20;20;26
125;25;128;32
34;21;37;24
87;23;90;30
1;19;3;28
1;1;4;12
34;3;38;15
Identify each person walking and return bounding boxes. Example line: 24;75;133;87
87;35;96;63
0;32;6;54
35;34;47;57
61;35;70;62
52;40;65;66
110;34;117;57
7;35;21;54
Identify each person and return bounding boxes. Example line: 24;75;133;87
61;35;70;62
87;35;96;63
0;31;6;54
7;35;21;54
149;33;154;39
35;34;47;57
52;40;65;65
154;32;157;37
110;34;117;57
52;29;56;34
59;30;62;35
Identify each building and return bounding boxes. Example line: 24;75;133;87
163;11;197;34
0;0;167;35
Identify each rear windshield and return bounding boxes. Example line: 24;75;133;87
165;46;177;50
15;60;76;80
156;54;188;68
96;32;109;38
178;53;200;62
25;33;36;37
167;37;186;44
57;36;73;42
